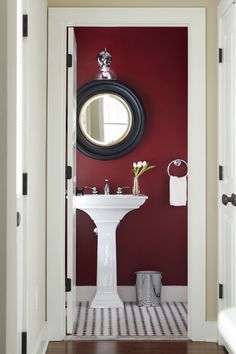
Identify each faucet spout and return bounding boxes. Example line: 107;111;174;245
104;179;110;195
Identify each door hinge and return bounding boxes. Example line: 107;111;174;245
219;165;223;181
22;15;28;37
219;48;223;63
22;332;27;354
22;173;28;195
66;278;72;292
67;54;73;68
219;284;224;299
66;166;72;180
17;211;21;227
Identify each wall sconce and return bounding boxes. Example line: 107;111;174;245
95;49;117;80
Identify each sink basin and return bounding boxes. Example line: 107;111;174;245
74;194;148;308
74;194;148;220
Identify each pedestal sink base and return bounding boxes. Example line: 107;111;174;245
90;291;123;308
75;195;148;310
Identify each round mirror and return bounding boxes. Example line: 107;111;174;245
79;93;132;147
77;80;145;160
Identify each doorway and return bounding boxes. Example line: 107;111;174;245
73;25;188;339
47;7;207;341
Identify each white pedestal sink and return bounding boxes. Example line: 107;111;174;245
74;194;148;308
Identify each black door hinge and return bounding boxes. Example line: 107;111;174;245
219;165;223;181
66;278;72;292
219;48;223;63
22;331;27;354
67;54;72;68
22;173;28;195
219;284;224;299
17;211;21;227
23;15;28;37
66;166;72;180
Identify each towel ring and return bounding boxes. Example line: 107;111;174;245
167;159;188;177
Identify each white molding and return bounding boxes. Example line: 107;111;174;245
204;321;218;342
218;0;235;17
31;323;48;354
47;9;67;340
49;7;205;26
77;285;187;303
217;1;236;349
47;7;206;341
186;7;206;341
218;308;236;352
6;0;18;353
217;0;224;333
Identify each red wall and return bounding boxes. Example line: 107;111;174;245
75;27;187;286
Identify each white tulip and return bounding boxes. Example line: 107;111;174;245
133;162;137;168
142;161;147;166
137;161;142;168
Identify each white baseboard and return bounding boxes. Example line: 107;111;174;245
77;285;187;303
31;322;49;354
204;321;218;342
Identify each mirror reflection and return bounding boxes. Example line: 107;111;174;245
79;94;132;146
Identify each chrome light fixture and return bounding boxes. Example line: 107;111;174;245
95;49;117;80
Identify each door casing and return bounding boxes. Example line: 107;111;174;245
47;7;209;341
218;0;236;341
66;27;77;335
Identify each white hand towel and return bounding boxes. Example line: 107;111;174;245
169;176;187;206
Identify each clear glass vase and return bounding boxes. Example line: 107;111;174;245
132;175;140;196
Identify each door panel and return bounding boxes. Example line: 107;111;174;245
16;5;26;351
219;5;236;311
66;27;77;334
222;215;235;307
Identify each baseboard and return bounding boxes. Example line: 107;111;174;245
31;322;49;354
77;285;187;303
204;321;217;342
222;341;233;354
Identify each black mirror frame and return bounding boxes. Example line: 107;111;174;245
76;80;145;160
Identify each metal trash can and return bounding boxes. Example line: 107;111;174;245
135;271;162;307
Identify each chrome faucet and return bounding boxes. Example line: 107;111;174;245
104;179;110;195
116;186;130;194
84;186;98;195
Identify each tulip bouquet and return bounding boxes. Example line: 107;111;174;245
132;161;155;195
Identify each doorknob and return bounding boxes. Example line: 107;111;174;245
222;193;236;206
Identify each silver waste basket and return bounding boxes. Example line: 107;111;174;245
135;271;162;307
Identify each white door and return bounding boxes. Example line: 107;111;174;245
66;27;77;334
218;4;236;312
16;3;27;353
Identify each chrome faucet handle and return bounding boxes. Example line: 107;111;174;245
84;186;98;195
116;186;130;194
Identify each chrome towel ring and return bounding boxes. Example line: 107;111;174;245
167;159;188;177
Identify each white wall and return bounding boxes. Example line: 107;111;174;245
24;0;48;352
0;0;7;352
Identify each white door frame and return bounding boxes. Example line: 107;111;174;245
218;0;236;318
66;27;77;334
47;7;208;341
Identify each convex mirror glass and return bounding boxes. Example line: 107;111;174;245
79;93;132;146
